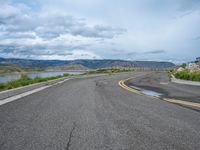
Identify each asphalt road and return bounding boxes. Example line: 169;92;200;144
0;72;200;150
127;72;200;103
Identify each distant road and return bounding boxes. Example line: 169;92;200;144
0;72;200;150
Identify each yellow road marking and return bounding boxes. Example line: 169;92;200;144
118;78;200;109
163;98;200;109
118;78;143;96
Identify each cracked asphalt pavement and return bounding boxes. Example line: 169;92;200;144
0;72;200;150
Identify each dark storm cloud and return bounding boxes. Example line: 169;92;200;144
177;0;200;11
195;36;200;40
0;31;36;39
0;2;126;59
0;3;126;40
0;43;89;57
144;50;166;54
70;25;126;39
34;18;126;39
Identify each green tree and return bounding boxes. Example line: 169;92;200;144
180;63;186;68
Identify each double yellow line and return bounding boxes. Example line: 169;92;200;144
118;78;143;96
118;78;200;109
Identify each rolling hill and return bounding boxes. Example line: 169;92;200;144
0;57;175;70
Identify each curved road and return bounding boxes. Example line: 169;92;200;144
0;72;200;150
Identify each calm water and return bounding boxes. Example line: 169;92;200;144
130;85;163;97
0;71;85;83
140;89;163;97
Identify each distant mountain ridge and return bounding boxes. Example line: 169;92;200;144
0;57;175;69
46;64;89;71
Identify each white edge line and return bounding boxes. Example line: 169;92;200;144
0;74;106;106
0;78;71;106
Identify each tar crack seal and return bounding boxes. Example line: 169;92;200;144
65;122;76;150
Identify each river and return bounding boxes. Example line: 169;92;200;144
0;71;85;83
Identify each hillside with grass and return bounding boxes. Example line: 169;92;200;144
0;57;175;69
0;64;42;74
46;64;89;71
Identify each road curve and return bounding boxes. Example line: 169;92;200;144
0;72;200;150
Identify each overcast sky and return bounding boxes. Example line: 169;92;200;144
0;0;200;63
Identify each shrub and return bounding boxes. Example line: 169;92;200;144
0;73;75;91
180;63;187;68
175;71;200;81
86;68;133;75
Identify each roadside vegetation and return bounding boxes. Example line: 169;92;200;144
0;68;134;91
169;68;200;82
169;61;200;82
174;70;200;82
86;68;134;75
0;73;72;91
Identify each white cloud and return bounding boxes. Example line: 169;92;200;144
0;0;200;62
0;1;126;60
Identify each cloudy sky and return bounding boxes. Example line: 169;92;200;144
0;0;200;63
